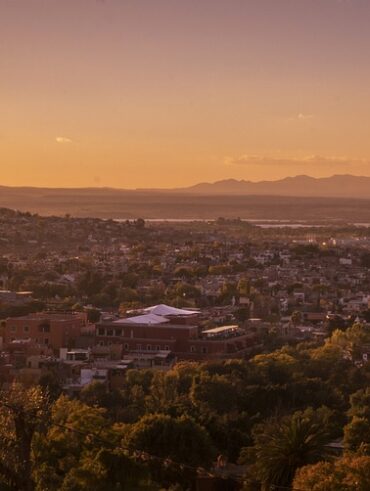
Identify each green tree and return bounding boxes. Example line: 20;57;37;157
293;454;370;491
0;383;49;491
126;414;214;468
241;408;332;490
33;396;146;491
344;388;370;453
190;373;239;415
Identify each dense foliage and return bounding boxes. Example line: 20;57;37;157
1;324;370;489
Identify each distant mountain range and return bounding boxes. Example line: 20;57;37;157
1;175;370;220
1;175;370;199
174;174;370;199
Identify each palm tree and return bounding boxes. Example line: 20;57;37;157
245;410;331;490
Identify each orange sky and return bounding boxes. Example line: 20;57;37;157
1;0;370;188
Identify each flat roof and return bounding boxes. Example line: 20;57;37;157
202;325;239;335
111;322;196;330
124;351;173;360
7;312;85;321
66;349;89;354
114;313;169;325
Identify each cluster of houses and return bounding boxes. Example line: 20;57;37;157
1;294;370;392
0;304;256;391
1;209;370;392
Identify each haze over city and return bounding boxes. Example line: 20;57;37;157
2;0;370;188
3;2;370;491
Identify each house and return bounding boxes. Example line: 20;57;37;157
2;312;88;353
0;290;33;305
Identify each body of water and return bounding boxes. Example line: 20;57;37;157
115;219;370;228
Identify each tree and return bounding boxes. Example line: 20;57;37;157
321;322;370;362
0;383;50;491
80;382;125;421
126;414;214;468
76;270;104;297
237;278;250;296
291;310;302;326
173;282;201;300
218;281;238;304
38;372;63;402
344;388;370;453
190;373;239;415
241;408;332;490
344;417;370;454
80;381;110;408
293;455;370;491
33;396;147;491
118;287;139;304
251;350;298;385
119;272;139;289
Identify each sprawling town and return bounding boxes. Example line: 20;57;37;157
1;207;370;489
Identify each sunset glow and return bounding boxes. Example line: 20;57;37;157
2;0;370;188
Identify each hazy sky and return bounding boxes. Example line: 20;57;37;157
1;0;370;188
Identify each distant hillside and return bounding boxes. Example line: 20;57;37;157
1;179;370;221
179;174;370;198
1;175;370;202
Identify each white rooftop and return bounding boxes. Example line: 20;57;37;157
113;313;170;325
142;304;199;317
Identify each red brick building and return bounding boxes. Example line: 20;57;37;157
96;305;254;360
2;312;88;353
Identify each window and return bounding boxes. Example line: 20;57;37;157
190;346;196;353
106;329;113;336
156;345;160;351
201;347;208;354
44;338;49;345
24;326;29;333
164;345;169;351
38;323;50;333
10;326;16;332
124;343;129;351
147;345;152;351
97;327;105;336
114;329;122;337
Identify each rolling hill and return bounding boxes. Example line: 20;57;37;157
1;175;370;220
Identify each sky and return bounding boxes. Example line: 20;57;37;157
1;0;370;188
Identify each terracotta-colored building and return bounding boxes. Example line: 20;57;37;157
2;312;88;353
96;305;254;361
